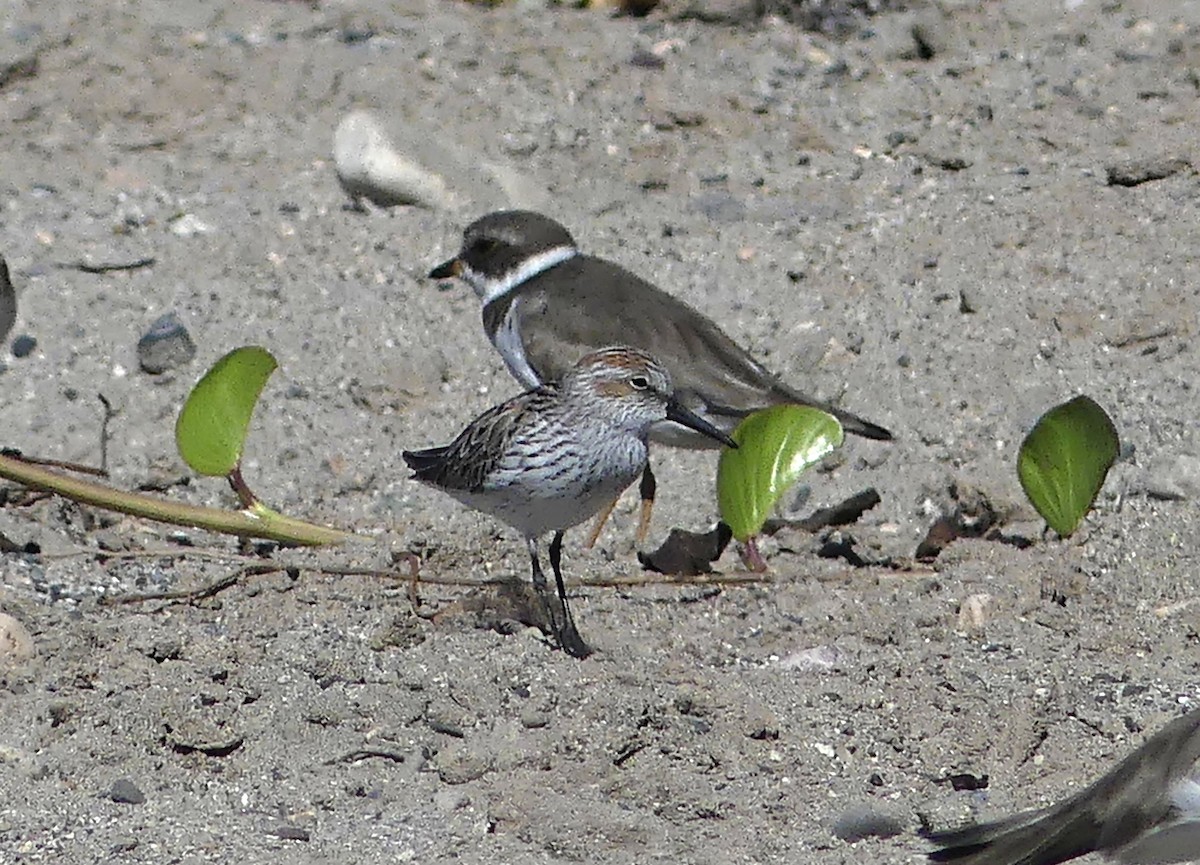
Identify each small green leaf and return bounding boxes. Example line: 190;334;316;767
717;406;845;542
1017;395;1119;538
176;346;278;477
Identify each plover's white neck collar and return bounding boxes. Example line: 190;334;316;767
466;245;577;305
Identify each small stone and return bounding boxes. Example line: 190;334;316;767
137;312;196;374
270;825;310;842
1106;157;1189;187
435;746;494;785
777;645;842;671
498;132;538;158
956;593;992;633
168;213;212;237
831;804;905;842
108;778;146;805
10;334;35;358
519;709;549;729
1143;453;1200;500
0;612;34;665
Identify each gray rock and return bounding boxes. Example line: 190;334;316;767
1143;453;1200;501
1106;157;1189;188
107;778;145;805
691;192;748;224
830;804;905;842
137;312;196;374
10;334;35;358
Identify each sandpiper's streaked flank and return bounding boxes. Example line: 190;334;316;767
428;210;893;446
403;346;737;658
926;708;1200;865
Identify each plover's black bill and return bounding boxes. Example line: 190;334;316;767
429;257;461;279
666;400;738;449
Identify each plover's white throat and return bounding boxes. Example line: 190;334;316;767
926;707;1200;865
403;346;737;659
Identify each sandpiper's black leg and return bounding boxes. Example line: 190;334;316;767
634;462;657;546
527;537;561;634
548;530;592;659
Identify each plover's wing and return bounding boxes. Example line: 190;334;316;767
926;709;1200;865
403;389;553;492
513;256;891;440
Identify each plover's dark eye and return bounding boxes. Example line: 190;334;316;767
629;375;650;390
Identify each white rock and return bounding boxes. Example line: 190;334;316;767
333;110;454;210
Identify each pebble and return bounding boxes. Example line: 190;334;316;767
956;593;992;633
435;746;494;785
168;213;212;237
1143;453;1200;501
0;256;15;345
137;312;196;374
777;644;842;671
107;778;146;805
333;110;454;209
10;334;36;358
1106;157;1189;188
830;804;905;842
0;612;35;665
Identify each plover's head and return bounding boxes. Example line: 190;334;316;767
564;347;737;449
429;210;578;304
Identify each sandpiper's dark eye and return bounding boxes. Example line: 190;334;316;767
629;375;650;390
473;237;499;254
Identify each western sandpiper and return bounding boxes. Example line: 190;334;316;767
403;346;737;658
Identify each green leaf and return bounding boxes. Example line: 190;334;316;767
175;346;278;477
717;405;845;542
1017;395;1119;538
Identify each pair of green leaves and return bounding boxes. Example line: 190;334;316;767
715;394;1120;555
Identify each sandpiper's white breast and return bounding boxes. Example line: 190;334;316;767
447;432;647;539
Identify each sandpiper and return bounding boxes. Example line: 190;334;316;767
926;707;1200;865
429;210;892;543
403;346;737;658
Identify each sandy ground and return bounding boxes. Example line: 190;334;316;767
1;0;1199;862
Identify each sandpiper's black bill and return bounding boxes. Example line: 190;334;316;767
666;400;738;449
429;257;462;279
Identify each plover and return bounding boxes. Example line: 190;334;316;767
926;707;1200;865
403;346;737;658
429;210;892;543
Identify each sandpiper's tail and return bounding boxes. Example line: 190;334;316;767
402;447;450;480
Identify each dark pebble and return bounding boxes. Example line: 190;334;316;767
11;334;36;358
1106;157;1189;187
137;312;196;374
108;778;146;805
271;825;311;841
